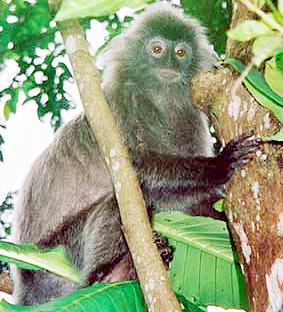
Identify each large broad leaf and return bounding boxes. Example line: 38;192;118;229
0;281;206;312
153;212;248;309
0;281;147;312
55;0;153;21
0;241;80;283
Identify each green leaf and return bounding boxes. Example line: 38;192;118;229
276;52;283;72
265;57;283;97
244;79;283;124
227;20;271;42
55;0;153;21
225;58;283;110
252;34;283;65
213;199;224;212
181;0;232;55
0;281;148;312
153;212;248;309
3;103;11;120
0;241;80;283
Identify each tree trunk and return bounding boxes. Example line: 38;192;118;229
192;1;283;312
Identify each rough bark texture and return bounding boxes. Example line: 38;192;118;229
192;1;283;312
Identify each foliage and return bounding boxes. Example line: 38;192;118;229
227;0;283;65
0;213;246;310
227;1;283;140
0;281;148;312
0;0;72;132
55;0;153;21
181;0;232;55
153;212;248;309
227;58;283;141
0;192;15;271
0;241;80;283
0;192;14;239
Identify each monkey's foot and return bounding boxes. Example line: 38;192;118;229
153;231;174;268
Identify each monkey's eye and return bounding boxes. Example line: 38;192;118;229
176;49;186;58
152;45;163;54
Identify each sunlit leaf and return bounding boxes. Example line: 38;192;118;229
265;57;283;97
55;0;153;21
153;212;248;309
0;241;80;283
227;20;271;42
0;281;148;312
252;34;283;65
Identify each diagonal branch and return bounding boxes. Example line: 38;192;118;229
48;1;182;312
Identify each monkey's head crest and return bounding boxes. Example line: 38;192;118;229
101;1;216;93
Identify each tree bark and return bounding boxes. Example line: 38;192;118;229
192;1;283;312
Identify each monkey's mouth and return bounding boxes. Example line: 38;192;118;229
157;68;181;83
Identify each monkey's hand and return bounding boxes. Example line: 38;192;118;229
211;132;261;185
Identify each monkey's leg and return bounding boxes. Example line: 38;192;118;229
81;198;134;284
82;199;174;284
137;133;260;218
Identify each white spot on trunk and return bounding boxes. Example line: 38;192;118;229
234;222;252;264
252;182;260;199
251;221;255;233
228;95;241;120
256;214;261;222
277;213;283;236
263;113;271;129
65;35;77;54
112;161;120;172
241;169;246;177
261;154;268;161
256;150;262;157
266;259;283;312
110;148;117;157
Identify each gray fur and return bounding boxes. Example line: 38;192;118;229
11;2;216;304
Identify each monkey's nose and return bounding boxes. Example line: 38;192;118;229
158;68;181;82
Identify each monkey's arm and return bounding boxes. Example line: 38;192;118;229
135;133;260;218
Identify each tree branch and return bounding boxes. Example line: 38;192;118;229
48;1;182;311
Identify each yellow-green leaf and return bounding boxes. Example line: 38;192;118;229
265;57;283;97
252;34;283;65
227;20;271;42
55;0;153;21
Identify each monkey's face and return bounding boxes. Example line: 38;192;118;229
123;12;201;88
145;37;193;84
